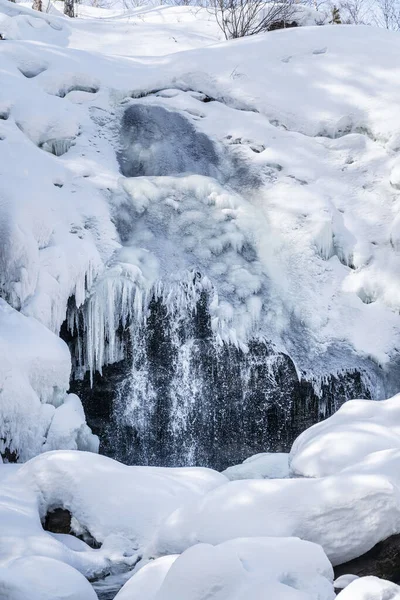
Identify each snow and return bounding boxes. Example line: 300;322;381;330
115;537;334;600
152;472;400;566
223;452;289;480
0;556;98;600
289;393;400;478
336;576;400;599
0;450;226;568
0;299;98;461
334;574;359;590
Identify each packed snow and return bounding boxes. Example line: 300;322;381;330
152;471;400;565
289;393;400;477
115;537;335;600
336;576;400;599
222;452;289;480
0;299;98;461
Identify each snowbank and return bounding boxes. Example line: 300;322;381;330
289;394;400;478
152;473;400;565
223;452;289;480
116;537;334;600
336;576;400;599
0;300;98;461
0;556;98;600
9;450;227;552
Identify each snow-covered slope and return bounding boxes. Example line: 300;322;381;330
1;0;400;462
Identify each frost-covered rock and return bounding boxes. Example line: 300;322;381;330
289;394;400;478
152;473;400;566
116;537;334;600
336;576;400;599
0;556;98;600
223;453;289;480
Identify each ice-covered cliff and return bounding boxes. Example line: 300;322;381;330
1;0;400;465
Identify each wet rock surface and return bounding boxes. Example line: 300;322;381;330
334;534;400;583
67;293;370;471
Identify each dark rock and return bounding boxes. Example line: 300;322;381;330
64;291;370;471
334;534;400;583
268;20;298;31
44;508;71;534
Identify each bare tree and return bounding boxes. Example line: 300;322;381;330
375;0;400;28
64;0;74;16
213;0;296;39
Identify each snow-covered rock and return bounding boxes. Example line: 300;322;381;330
0;299;98;461
0;450;226;566
0;556;98;600
152;473;400;565
223;453;289;480
116;537;335;600
336;576;400;599
289;394;400;478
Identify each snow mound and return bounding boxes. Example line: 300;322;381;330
223;453;289;480
289;394;400;478
152;473;400;566
336;576;400;599
0;299;98;461
116;537;334;600
12;450;227;552
0;556;98;600
0;450;226;590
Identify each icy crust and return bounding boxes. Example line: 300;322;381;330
289;393;400;478
152;473;400;566
115;538;335;600
222;452;289;480
0;299;98;461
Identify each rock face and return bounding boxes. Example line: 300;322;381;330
66;293;370;471
44;508;72;535
334;534;400;583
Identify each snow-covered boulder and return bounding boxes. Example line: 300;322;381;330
116;537;334;600
289;395;400;478
222;453;289;480
0;556;98;600
336;576;400;599
0;300;98;462
152;473;400;566
3;450;226;560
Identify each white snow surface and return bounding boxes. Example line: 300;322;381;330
1;0;400;407
0;555;98;600
0;299;98;461
115;537;335;600
289;393;400;478
336;576;400;599
151;471;400;566
222;452;289;480
0;450;226;564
